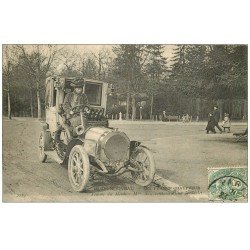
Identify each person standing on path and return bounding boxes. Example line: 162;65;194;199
212;106;223;133
206;113;216;134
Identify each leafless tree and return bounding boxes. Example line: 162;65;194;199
15;45;60;119
91;47;113;79
3;45;17;119
58;46;83;75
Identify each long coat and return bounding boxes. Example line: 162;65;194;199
63;92;89;128
206;115;216;132
213;109;220;123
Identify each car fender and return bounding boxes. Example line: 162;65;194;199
61;138;84;165
40;122;52;151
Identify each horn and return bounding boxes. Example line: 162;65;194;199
75;125;85;135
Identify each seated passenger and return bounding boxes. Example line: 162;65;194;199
222;113;231;132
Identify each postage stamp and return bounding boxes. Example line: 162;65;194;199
208;166;248;202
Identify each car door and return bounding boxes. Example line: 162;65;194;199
45;79;57;134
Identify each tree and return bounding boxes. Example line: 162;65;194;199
14;59;36;117
206;45;247;100
91;47;113;80
113;45;148;120
58;46;82;76
2;45;17;119
81;54;98;78
144;45;168;118
15;45;60;119
170;45;247;101
170;45;208;98
168;45;248;118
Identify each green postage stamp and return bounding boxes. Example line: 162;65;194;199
208;166;248;202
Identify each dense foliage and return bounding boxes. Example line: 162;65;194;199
2;44;247;119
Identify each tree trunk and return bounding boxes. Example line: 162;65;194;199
217;99;223;121
196;98;200;117
7;90;11;119
30;91;34;118
37;90;41;119
229;99;233;117
243;99;247;118
98;61;102;79
150;94;154;120
131;95;136;121
126;90;130;120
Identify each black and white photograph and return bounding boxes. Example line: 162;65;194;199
2;44;248;202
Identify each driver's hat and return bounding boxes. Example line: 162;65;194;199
70;78;85;88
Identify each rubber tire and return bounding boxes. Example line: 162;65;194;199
131;146;156;186
38;131;47;163
68;145;90;192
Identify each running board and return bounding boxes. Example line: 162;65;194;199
45;151;63;164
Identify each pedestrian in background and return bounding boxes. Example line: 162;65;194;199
212;106;223;133
206;112;216;134
222;113;231;132
162;110;167;121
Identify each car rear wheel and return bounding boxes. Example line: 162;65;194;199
68;145;90;192
38;131;47;163
130;146;155;186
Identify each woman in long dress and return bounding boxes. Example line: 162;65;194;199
206;113;216;134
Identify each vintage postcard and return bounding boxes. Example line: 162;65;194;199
2;44;248;202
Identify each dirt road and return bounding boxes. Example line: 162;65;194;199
2;118;247;202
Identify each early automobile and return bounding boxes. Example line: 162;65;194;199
38;76;155;192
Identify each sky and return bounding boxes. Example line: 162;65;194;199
3;44;178;70
57;44;178;69
65;44;177;60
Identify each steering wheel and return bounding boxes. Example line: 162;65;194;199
71;104;85;112
71;105;90;117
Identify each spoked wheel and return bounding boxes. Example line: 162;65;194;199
55;142;67;161
68;145;90;192
38;131;47;163
130;146;155;186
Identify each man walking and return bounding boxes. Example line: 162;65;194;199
213;106;223;133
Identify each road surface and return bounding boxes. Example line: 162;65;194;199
2;118;247;202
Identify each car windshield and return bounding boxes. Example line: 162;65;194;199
84;83;102;106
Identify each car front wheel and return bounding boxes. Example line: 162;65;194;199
130;146;155;186
68;145;90;192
